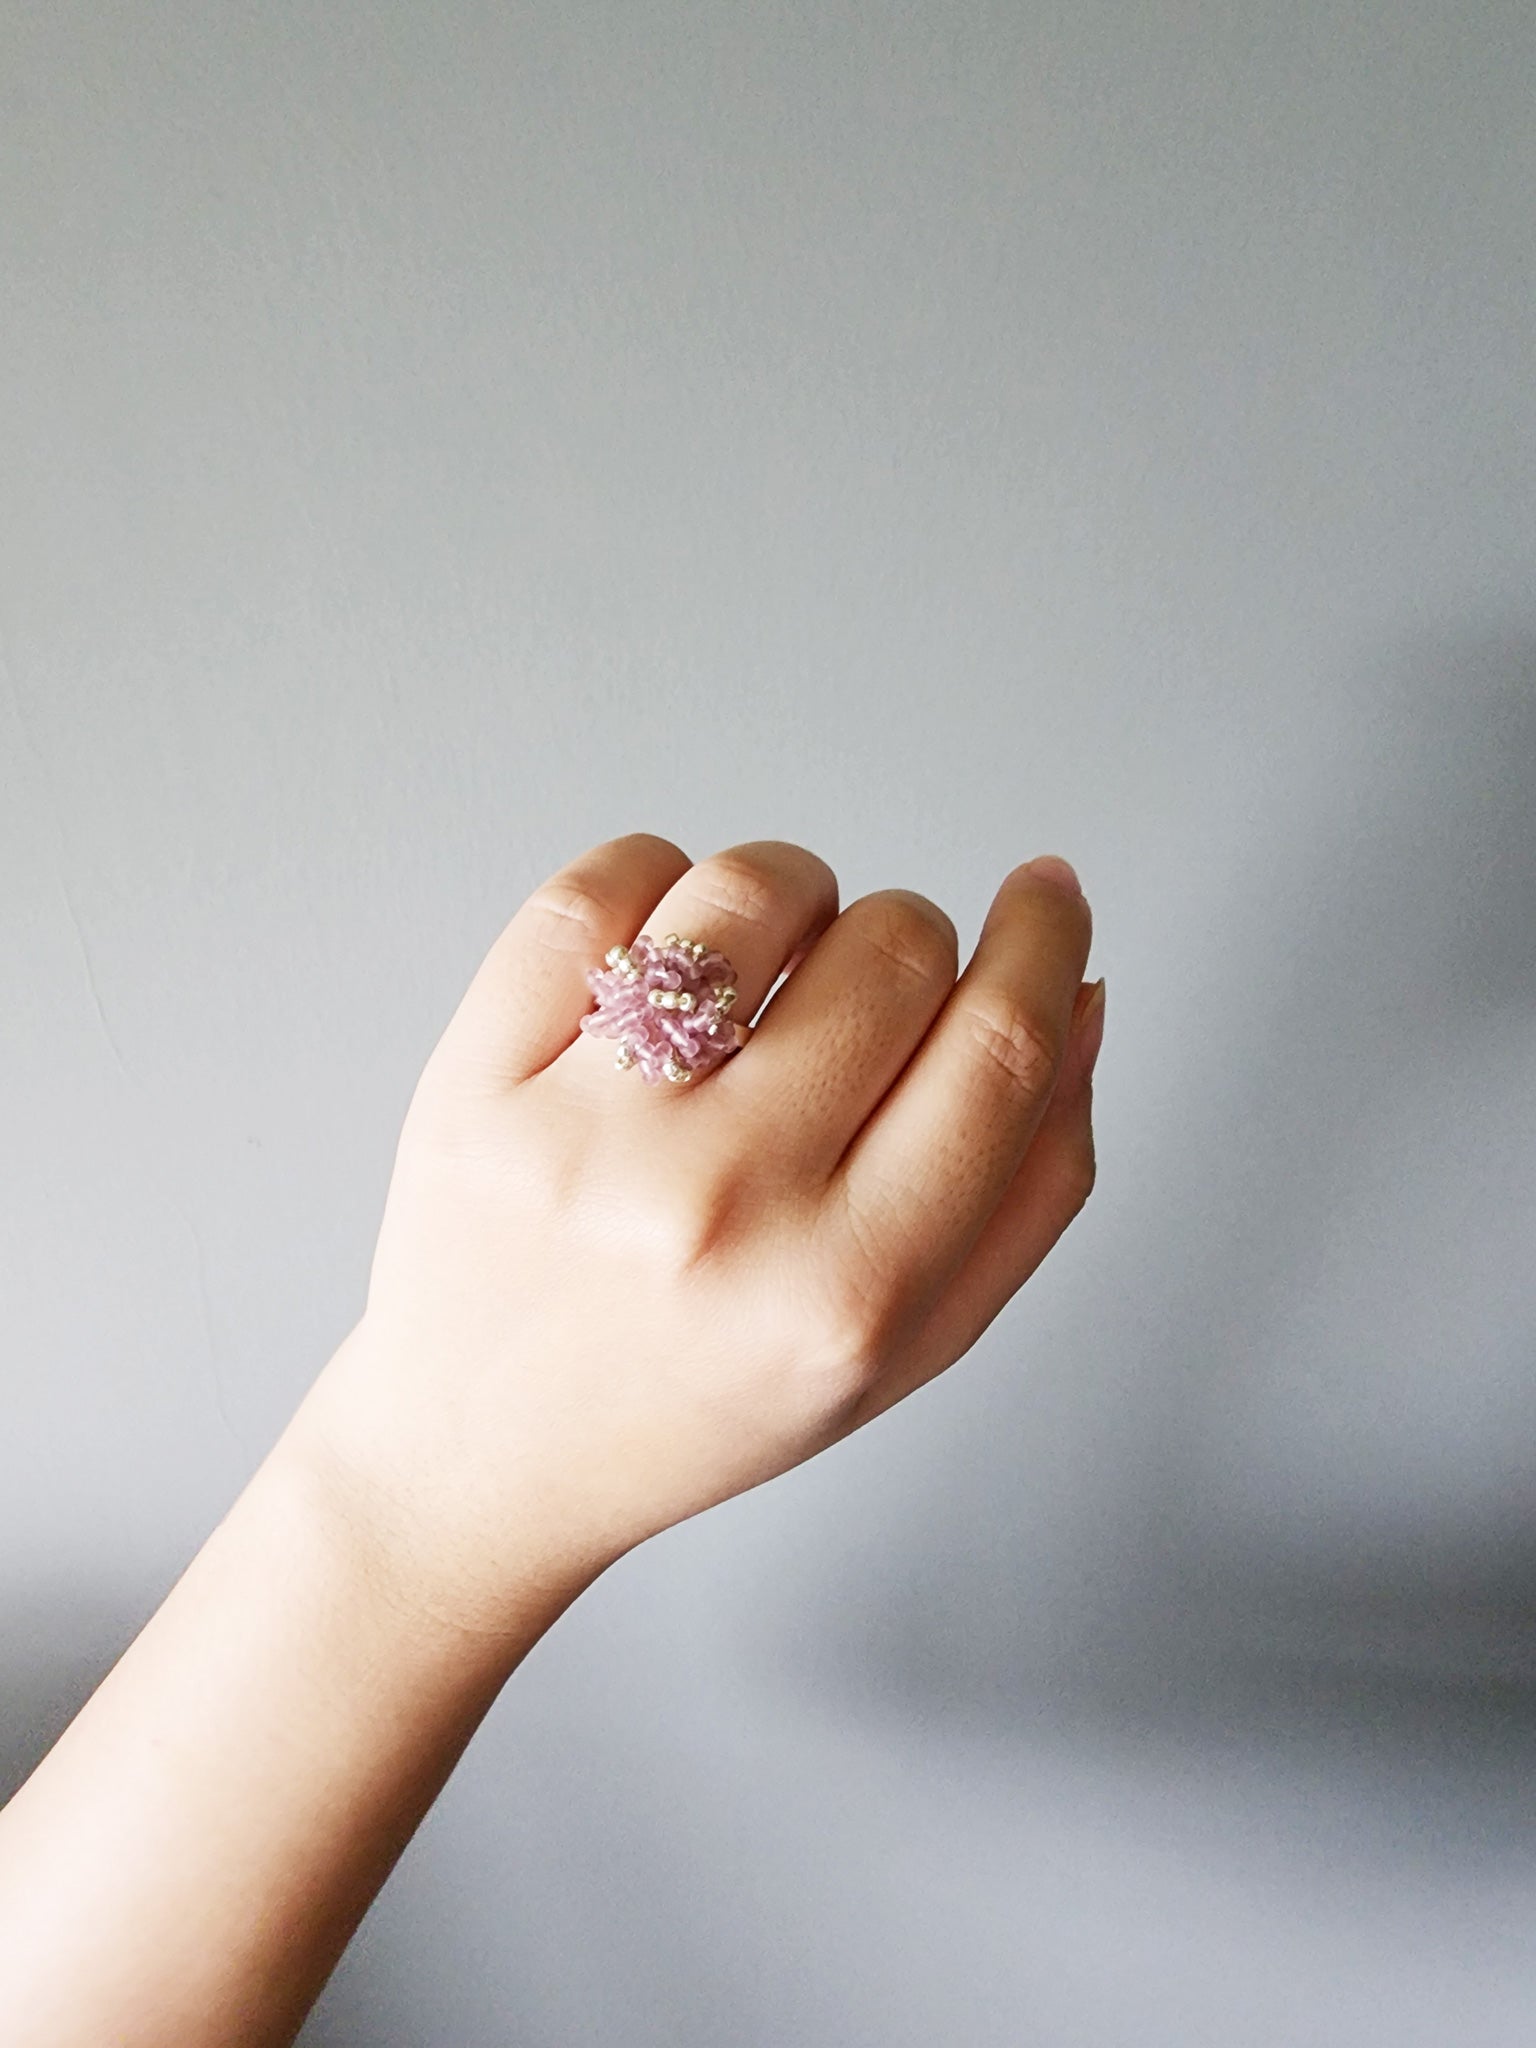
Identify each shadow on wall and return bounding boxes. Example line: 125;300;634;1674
0;1591;144;1811
808;626;1536;1816
0;1588;399;2048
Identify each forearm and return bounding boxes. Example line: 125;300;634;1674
0;834;1101;2043
0;1330;595;2048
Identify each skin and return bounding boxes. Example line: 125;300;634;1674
0;833;1104;2047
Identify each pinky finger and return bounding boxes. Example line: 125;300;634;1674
841;979;1104;1434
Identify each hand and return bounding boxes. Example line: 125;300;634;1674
291;834;1104;1636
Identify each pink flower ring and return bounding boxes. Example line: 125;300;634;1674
577;931;743;1085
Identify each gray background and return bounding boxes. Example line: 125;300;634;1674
4;2;1536;2041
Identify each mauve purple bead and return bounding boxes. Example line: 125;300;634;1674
573;931;742;1084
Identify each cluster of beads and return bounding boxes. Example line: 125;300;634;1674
578;931;741;1084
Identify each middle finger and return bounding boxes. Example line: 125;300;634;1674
710;888;960;1174
554;838;839;1094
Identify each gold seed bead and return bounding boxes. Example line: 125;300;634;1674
647;987;665;1006
604;944;629;967
676;991;694;1011
614;1043;636;1070
716;985;737;1011
663;933;679;947
664;1059;691;1083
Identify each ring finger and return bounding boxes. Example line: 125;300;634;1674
553;839;840;1095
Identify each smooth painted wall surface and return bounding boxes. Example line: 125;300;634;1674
5;4;1536;2041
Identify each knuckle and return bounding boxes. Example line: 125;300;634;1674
805;1278;889;1398
522;879;613;952
650;1166;762;1273
851;891;959;986
1012;861;1095;939
709;841;837;911
613;831;690;867
397;1074;519;1192
723;838;837;888
650;1195;715;1273
689;853;791;936
806;1187;903;1388
825;1248;890;1352
959;993;1061;1100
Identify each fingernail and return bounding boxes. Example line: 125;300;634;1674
1077;977;1106;1078
1026;854;1083;897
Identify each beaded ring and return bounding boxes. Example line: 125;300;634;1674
578;931;742;1085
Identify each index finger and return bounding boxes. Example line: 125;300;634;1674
826;855;1093;1318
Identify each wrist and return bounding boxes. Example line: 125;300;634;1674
0;1343;550;2047
271;1318;616;1657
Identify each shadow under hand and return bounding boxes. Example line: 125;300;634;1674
798;627;1536;1860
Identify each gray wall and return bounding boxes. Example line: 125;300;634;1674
5;2;1536;2041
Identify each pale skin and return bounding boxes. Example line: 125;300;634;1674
0;832;1104;2047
